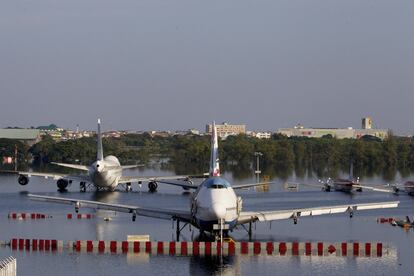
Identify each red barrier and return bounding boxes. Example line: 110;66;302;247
110;241;117;253
377;243;382;257
341;243;347;256
75;241;81;252
25;239;30;250
133;242;139;253
32;239;38;251
228;242;235;255
181;242;187;255
292;242;299;255
205;242;211;255
11;239;17;250
145;242;151;253
266;242;274;255
169;242;175;255
18;239;24;250
317;243;323;256
67;214;72;219
45;240;51;251
353;243;359;256
51;240;57;251
122;241;129;253
39;240;45;251
305;243;311;256
157;242;163;254
98;241;105;253
193;242;199;255
87;241;93;252
365;243;371;256
254;242;261;255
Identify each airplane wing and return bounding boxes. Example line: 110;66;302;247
353;184;394;193
28;194;192;222
51;162;90;171
121;165;145;170
237;201;399;225
118;175;203;190
232;181;275;190
1;170;90;183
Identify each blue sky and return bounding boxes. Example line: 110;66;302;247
0;0;413;133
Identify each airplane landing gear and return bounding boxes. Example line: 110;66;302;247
80;182;86;193
148;181;158;193
126;183;132;192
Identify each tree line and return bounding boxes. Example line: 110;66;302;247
1;133;412;180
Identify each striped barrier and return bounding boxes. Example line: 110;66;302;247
377;218;394;224
67;214;94;219
8;213;50;220
7;213;94;220
6;239;387;257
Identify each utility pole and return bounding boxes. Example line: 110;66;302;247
254;152;263;183
14;145;18;171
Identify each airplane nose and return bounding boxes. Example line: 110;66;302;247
210;203;226;220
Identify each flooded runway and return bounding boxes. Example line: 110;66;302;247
0;171;413;275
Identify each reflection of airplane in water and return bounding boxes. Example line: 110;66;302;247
5;119;193;193
29;122;399;241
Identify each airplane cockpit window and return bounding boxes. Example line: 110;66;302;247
202;177;231;189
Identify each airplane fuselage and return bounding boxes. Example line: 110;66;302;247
88;155;122;190
191;177;239;232
333;179;355;192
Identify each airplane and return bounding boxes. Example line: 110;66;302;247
391;216;414;229
385;181;414;195
291;163;391;193
7;119;194;193
28;122;400;241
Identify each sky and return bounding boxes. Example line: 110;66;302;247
0;0;413;133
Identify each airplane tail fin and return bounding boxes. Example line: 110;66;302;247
209;122;220;177
406;216;411;223
97;118;104;161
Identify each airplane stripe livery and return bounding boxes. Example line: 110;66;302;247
28;122;400;241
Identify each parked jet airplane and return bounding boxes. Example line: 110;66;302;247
10;119;193;192
29;122;399;240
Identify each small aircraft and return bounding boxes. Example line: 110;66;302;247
6;119;194;193
29;122;400;241
385;181;414;195
292;164;391;193
391;216;414;228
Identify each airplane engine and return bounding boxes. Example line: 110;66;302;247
57;179;69;191
148;181;158;193
18;175;29;186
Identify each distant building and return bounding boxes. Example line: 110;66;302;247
247;131;272;139
0;129;41;145
277;118;388;140
206;122;246;138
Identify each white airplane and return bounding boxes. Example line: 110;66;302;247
29;122;400;240
13;119;193;192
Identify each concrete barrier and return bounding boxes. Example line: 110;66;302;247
0;256;16;276
6;238;388;257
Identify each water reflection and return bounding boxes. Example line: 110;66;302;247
189;255;238;276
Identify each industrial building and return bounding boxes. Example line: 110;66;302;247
206;122;246;138
0;129;41;145
277;117;388;140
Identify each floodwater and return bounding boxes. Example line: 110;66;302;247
0;168;413;275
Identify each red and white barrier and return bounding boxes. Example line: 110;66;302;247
8;213;50;220
67;214;94;219
377;217;394;224
7;239;387;257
